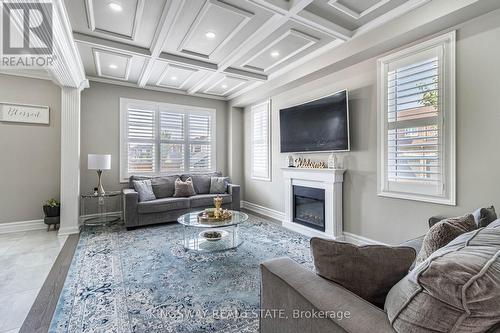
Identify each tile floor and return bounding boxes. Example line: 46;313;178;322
0;230;67;333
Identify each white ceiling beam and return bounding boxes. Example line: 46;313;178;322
223;67;267;81
137;0;184;87
87;76;227;101
158;53;218;71
73;32;151;57
292;10;352;40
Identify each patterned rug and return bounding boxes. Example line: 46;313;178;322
49;214;313;333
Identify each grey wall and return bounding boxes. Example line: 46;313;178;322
0;74;61;223
242;11;500;244
80;82;229;197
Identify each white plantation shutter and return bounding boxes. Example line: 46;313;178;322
378;32;456;205
126;107;155;174
189;114;212;171
120;99;216;180
251;101;271;181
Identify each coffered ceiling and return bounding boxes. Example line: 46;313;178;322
65;0;430;100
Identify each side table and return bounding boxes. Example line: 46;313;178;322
80;191;122;226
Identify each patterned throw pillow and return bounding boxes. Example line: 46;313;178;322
173;177;196;197
132;179;156;202
210;177;229;194
415;214;476;265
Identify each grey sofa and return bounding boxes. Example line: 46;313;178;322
122;172;240;229
260;215;500;333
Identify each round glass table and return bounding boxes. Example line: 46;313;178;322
177;210;248;252
80;191;122;226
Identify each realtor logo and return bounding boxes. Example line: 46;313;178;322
2;2;53;55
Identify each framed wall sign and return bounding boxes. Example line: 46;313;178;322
0;102;50;125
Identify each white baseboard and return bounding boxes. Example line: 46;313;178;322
57;226;81;236
343;232;388;245
241;200;386;245
241;201;285;221
0;219;46;234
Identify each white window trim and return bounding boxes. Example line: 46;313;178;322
250;100;272;182
119;97;217;182
377;31;456;205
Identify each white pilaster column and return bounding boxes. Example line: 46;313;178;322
59;87;82;235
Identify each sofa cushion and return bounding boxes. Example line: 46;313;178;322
310;238;416;307
173;177;196;197
210;177;229;194
181;172;221;194
132;179;156;202
189;194;232;208
416;214;476;265
137;197;189;214
473;206;497;228
385;220;500;333
151;175;179;198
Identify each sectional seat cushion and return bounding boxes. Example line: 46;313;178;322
189;194;232;208
132;180;156;202
416;214;476;265
385;220;500;333
181;172;222;194
310;238;416;307
137;197;189;214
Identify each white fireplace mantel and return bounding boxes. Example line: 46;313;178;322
281;167;346;239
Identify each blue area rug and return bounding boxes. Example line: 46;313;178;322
50;214;313;332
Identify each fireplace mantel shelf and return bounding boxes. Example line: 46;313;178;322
281;167;346;173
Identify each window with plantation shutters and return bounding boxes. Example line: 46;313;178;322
251;101;271;181
120;99;216;181
377;32;456;205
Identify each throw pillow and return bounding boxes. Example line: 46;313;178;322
415;214;476;265
173;177;196;197
385;224;500;333
210;177;229;194
310;238;416;307
132;179;156;202
472;206;497;228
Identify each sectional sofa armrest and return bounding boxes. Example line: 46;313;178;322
227;184;240;211
122;188;139;228
260;257;393;333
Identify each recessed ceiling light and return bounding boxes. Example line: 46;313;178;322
109;64;117;69
270;51;280;57
221;84;228;89
108;2;123;12
205;31;216;39
171;76;178;81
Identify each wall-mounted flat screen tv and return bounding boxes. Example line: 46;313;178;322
280;90;350;153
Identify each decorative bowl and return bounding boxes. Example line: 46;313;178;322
199;230;227;241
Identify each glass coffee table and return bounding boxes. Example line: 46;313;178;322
177;210;248;252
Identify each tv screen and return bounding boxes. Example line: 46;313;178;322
280;90;349;153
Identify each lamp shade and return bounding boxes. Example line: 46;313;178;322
88;154;111;170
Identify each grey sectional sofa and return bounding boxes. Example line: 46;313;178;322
260;215;500;333
122;172;240;229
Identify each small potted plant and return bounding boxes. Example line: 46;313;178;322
43;198;60;217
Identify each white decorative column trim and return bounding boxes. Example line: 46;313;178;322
59;87;82;235
282;168;345;239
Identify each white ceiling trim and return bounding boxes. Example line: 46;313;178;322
178;0;254;59
85;0;145;40
204;75;248;96
92;48;133;81
353;0;432;37
156;64;198;89
87;75;227;100
74;33;151;57
327;0;391;20
292;10;351;40
138;0;184;87
241;29;319;72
